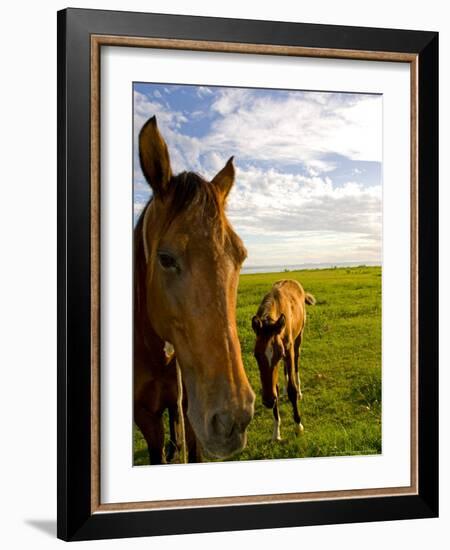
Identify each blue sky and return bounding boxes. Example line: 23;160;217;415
133;83;382;268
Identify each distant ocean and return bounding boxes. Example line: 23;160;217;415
241;261;381;275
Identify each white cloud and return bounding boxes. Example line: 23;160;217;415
226;166;381;266
134;88;381;179
134;90;187;131
207;90;381;164
134;201;146;215
200;151;229;175
243;232;380;267
196;86;213;98
305;159;337;177
228;168;381;233
211;88;252;115
190;110;206;120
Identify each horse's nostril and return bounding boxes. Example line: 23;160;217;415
211;411;235;438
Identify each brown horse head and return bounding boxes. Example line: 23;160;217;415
252;314;286;408
138;116;255;459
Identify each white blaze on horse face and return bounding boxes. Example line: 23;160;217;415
272;408;281;442
265;343;274;366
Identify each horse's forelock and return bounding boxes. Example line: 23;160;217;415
165;171;223;226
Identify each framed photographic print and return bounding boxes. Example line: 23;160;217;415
57;8;438;541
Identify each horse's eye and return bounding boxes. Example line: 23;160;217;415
157;252;178;271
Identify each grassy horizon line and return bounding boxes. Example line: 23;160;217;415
241;264;382;275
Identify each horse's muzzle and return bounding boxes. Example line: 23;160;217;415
202;405;254;459
211;409;253;438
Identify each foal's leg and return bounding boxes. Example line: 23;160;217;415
294;332;303;400
282;363;289;399
284;347;304;436
134;404;165;465
272;397;282;442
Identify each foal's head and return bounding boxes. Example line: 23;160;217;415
252;314;286;408
139;116;255;459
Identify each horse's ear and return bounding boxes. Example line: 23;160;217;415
252;315;262;334
211;156;235;202
274;314;286;334
139;116;172;198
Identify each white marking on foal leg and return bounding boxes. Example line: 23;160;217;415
297;372;303;400
294;422;305;436
272;405;282;442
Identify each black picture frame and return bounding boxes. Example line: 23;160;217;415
57;7;438;541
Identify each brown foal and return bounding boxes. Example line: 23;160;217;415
252;280;315;441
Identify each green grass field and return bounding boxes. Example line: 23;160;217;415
133;265;382;465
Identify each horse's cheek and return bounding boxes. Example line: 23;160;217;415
146;285;170;338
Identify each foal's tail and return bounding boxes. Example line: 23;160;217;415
305;292;316;306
